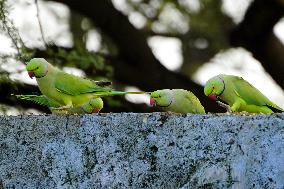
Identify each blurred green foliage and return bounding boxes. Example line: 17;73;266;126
124;0;233;74
0;0;246;113
46;47;113;79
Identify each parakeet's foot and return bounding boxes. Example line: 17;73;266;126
217;101;232;113
236;111;258;116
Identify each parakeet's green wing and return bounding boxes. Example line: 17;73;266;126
184;91;196;106
232;77;283;111
184;91;205;113
54;72;111;96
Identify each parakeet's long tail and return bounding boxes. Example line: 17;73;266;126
95;91;146;97
266;104;283;113
124;91;146;94
14;94;49;106
13;94;38;101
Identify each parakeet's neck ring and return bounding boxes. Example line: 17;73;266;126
217;76;226;96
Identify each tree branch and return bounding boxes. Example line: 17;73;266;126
230;0;284;88
35;0;47;47
49;0;222;112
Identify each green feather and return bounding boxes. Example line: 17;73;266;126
204;74;283;113
15;94;104;114
54;72;111;96
15;94;60;107
150;89;205;114
26;58;145;109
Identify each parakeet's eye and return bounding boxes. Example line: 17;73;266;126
30;66;39;71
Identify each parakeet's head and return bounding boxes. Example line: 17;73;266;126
83;98;104;113
150;89;173;107
26;58;49;79
204;75;225;101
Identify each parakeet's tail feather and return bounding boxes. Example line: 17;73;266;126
14;94;52;107
266;104;283;113
13;94;38;101
94;91;146;97
124;91;146;94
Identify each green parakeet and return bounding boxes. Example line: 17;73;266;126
149;89;205;114
16;94;104;114
26;58;143;110
204;74;283;113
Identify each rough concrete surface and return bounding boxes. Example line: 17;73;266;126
0;113;284;189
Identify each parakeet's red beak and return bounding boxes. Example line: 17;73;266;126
208;94;218;101
150;98;156;106
28;71;34;79
92;108;101;113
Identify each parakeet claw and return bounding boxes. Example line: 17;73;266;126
217;101;232;113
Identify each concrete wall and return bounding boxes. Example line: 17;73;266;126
0;113;284;189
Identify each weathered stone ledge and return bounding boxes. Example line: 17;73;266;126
1;113;284;189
